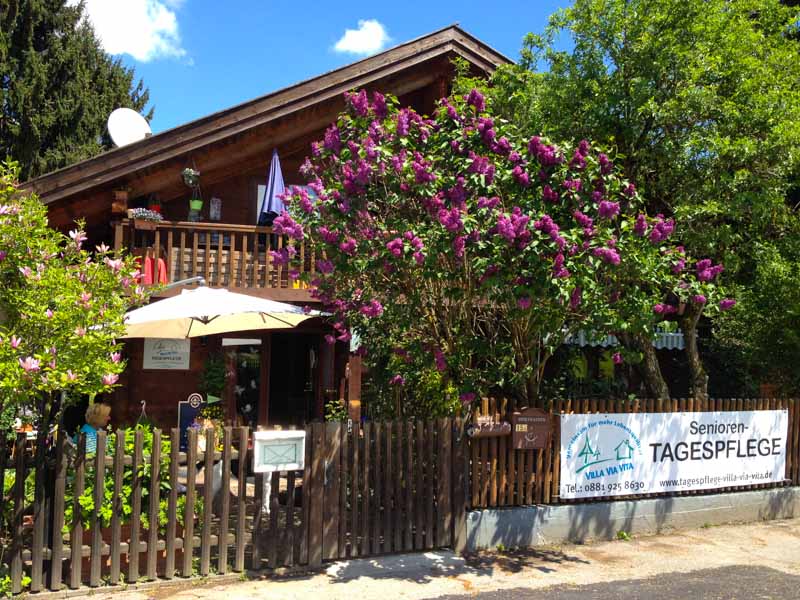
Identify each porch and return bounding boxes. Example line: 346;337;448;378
113;220;318;302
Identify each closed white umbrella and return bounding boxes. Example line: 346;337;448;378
122;286;313;338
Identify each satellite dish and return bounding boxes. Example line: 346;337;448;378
107;108;152;148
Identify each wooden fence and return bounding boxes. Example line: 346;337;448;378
469;397;800;509
1;418;466;595
0;426;253;594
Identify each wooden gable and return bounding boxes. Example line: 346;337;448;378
24;26;510;233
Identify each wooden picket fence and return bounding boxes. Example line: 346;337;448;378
0;426;253;594
0;418;467;595
469;397;800;509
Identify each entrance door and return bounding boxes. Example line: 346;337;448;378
223;338;262;429
268;333;319;427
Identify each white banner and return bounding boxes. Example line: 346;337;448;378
559;411;788;499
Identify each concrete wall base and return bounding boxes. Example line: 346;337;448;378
466;487;800;551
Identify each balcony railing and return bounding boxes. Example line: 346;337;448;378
114;220;317;292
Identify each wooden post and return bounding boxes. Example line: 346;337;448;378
347;355;362;422
49;432;68;590
218;427;232;574
128;429;144;583
68;434;85;590
90;432;107;587
146;429;161;581
165;429;180;579
235;427;250;572
308;422;324;567
11;434;26;594
109;430;125;584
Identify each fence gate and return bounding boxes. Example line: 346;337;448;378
253;418;467;569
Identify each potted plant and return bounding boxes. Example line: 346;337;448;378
182;168;203;215
198;352;226;405
128;207;163;231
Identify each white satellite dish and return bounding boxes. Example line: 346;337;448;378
107;108;152;148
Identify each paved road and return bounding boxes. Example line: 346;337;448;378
435;565;800;599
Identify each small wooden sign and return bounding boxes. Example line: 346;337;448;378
511;407;553;450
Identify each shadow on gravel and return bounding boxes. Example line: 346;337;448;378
325;546;590;586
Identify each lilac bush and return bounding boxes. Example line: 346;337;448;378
282;91;728;409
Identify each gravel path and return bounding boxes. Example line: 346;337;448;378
99;519;800;600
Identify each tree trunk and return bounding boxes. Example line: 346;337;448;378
619;332;671;401
678;305;709;402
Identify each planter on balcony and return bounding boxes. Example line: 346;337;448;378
133;219;158;231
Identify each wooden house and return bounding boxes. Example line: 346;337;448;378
24;26;510;432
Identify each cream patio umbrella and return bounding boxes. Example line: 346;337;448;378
122;286;313;338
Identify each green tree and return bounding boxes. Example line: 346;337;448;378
0;160;147;433
0;0;152;181
457;0;800;397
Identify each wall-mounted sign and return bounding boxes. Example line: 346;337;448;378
511;408;553;450
253;430;306;472
559;410;788;499
466;415;512;438
143;338;190;370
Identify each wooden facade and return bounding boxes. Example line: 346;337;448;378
24;26;510;431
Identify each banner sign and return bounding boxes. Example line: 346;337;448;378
143;338;190;370
560;411;788;499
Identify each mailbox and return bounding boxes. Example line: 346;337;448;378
252;430;306;473
511;408;553;450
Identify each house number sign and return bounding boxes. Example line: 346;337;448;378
511;407;553;450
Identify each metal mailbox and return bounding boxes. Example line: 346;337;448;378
252;429;306;473
511;407;553;450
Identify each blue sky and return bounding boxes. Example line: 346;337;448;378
80;0;571;134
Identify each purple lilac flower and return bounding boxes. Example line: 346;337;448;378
512;165;530;187
434;349;447;372
339;237;357;255
598;201;620;219
459;392;476;405
372;91;387;118
272;211;304;240
612;352;623;365
720;299;736;311
396;109;411;136
563;179;582;193
672;258;686;274
386;237;404;257
323;125;341;154
692;294;707;304
598;153;613;175
570;287;582;309
649;217;675;243
577;139;591;156
360;300;384;318
593;247;621;265
390;374;405;386
316;259;334;274
634;214;648;237
518;297;531;310
569;150;586;170
542;185;559;203
624;183;636;197
466;89;485;111
453;236;466;258
345;90;370;117
477;196;500;210
573;210;593;228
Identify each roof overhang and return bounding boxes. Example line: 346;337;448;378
25;25;511;208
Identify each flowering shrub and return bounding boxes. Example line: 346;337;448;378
0;162;147;424
282;91;729;408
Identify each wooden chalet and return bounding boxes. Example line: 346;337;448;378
24;26;510;432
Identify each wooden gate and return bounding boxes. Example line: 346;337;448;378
251;418;467;569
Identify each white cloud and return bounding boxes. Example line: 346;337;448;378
77;0;187;62
334;19;391;56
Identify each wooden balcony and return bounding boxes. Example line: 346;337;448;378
113;220;317;301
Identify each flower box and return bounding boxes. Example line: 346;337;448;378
133;218;158;231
